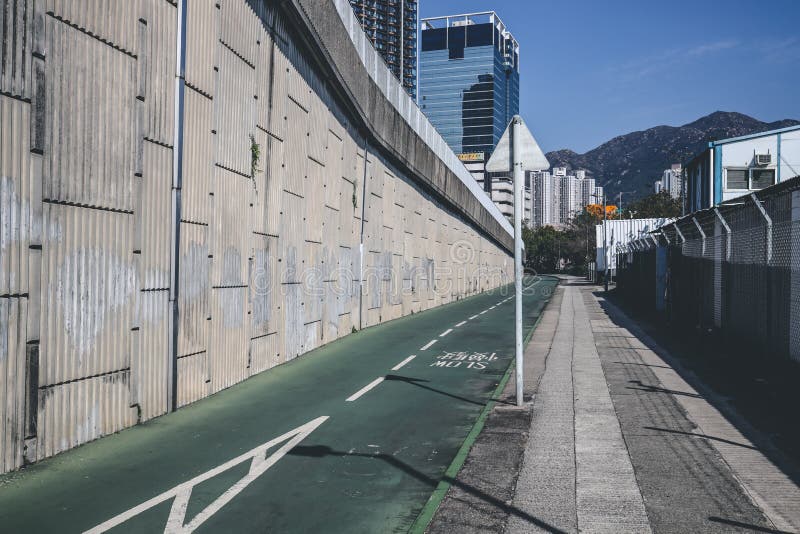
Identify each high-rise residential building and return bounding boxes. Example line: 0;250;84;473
529;169;598;228
654;163;683;200
419;12;520;158
349;0;418;98
531;171;556;227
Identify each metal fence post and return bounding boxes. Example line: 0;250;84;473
751;193;773;263
714;208;731;262
692;217;706;256
673;222;686;244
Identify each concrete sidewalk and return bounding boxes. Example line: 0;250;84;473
428;279;800;534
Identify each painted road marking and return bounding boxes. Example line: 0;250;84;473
420;339;437;351
469;315;479;320
439;329;453;337
479;310;488;315
84;417;329;534
454;321;467;327
346;377;385;402
391;355;416;371
489;306;496;310
430;351;498;370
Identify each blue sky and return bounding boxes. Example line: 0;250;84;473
419;0;800;153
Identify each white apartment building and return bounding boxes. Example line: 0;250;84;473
654;163;683;199
529;169;599;228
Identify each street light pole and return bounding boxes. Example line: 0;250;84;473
603;192;609;292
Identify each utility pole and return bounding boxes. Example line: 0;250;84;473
603;192;609;292
617;190;634;215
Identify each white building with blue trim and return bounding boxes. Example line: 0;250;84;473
685;124;800;212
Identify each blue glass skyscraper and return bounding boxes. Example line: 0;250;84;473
419;12;519;159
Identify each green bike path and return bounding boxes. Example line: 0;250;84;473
0;277;557;533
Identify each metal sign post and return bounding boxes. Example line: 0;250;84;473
486;116;549;406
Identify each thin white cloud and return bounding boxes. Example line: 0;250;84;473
610;40;739;82
687;40;738;56
757;37;800;64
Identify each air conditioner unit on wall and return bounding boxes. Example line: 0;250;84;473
755;153;772;166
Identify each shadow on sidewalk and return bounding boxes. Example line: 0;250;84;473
594;290;800;489
288;444;568;534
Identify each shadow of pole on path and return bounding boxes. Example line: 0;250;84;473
643;426;759;451
288;444;568;534
384;374;516;407
708;516;796;534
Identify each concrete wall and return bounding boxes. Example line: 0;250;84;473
0;0;512;473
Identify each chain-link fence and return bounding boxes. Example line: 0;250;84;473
615;176;800;365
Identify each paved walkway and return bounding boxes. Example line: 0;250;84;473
430;280;800;534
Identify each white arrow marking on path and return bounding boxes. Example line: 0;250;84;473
84;416;329;534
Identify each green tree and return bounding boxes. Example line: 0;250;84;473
522;225;563;273
622;191;681;219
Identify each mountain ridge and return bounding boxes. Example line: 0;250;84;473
545;111;800;200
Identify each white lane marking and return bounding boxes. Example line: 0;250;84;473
84;417;329;534
489;306;496;310
469;315;479;320
439;328;453;337
420;339;437;350
455;321;467;327
391;355;416;371
479;310;488;315
497;302;503;305
346;377;385;402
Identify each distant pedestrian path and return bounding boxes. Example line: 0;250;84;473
429;279;800;534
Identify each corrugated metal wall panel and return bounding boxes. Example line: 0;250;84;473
46;0;139;56
259;134;284;236
36;370;136;461
0;95;31;296
138;141;172;290
0;0;33;98
214;43;256;178
182;87;213;224
280;190;305;284
184;0;217;96
305;158;324;244
177;222;209;357
0;297;28;473
208;286;248;393
45;18;135;211
250;234;278;338
283;98;308;198
176;351;208;408
219;0;260;68
131;290;169;421
39;204;135;386
249;332;280;375
211;167;251;287
140;0;176;146
264;45;288;141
